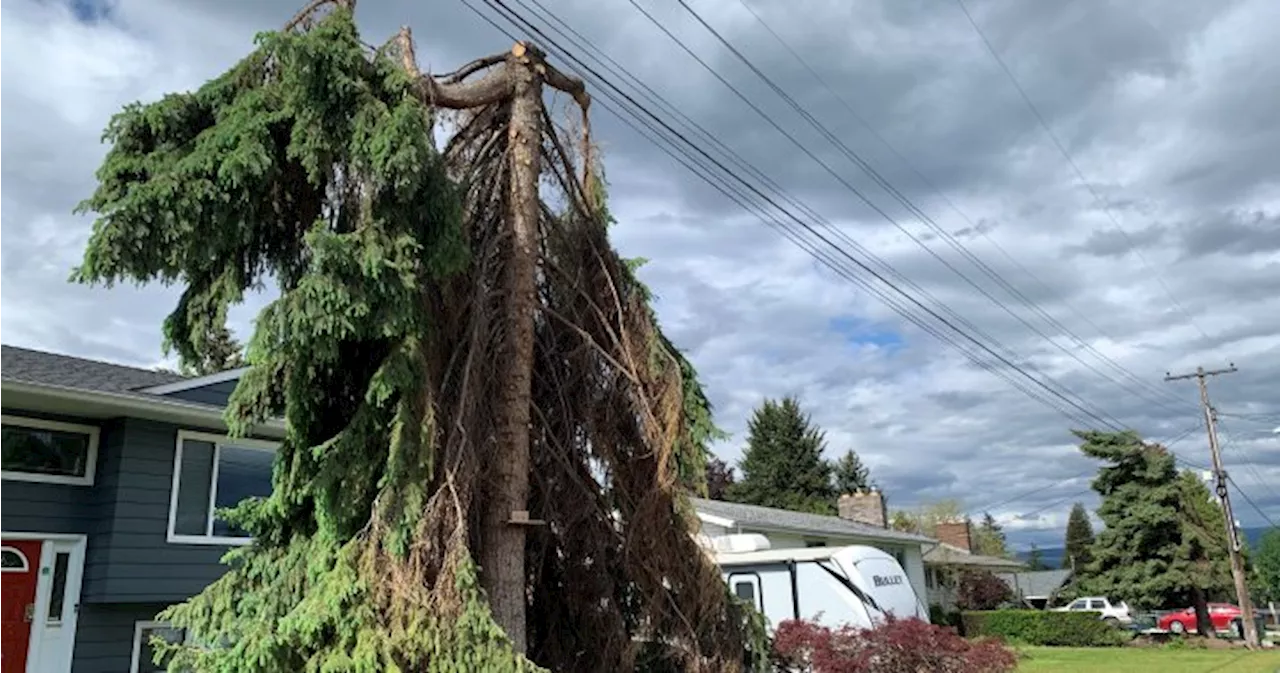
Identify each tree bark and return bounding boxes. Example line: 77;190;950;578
478;43;542;654
1191;586;1215;638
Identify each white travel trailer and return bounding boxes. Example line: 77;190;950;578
710;535;929;630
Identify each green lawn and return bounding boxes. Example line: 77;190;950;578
1016;646;1280;672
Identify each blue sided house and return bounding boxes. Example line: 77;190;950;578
1;345;283;673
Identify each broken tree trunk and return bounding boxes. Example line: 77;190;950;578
484;41;542;654
397;30;590;653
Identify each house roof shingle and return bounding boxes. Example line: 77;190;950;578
1;345;185;393
691;497;935;545
998;568;1073;599
923;542;1026;569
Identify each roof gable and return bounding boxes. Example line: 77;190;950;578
1;345;185;393
691;497;934;545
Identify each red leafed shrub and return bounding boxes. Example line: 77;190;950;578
956;569;1014;611
772;616;1017;673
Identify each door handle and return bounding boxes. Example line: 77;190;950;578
24;603;35;623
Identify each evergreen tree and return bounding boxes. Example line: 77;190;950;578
1172;471;1235;636
1255;529;1280;603
72;5;764;670
832;449;872;494
1074;430;1227;612
1063;502;1095;571
181;323;246;376
704;456;736;501
972;512;1009;557
1026;545;1048;571
728;396;835;514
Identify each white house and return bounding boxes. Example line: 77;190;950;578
690;491;934;605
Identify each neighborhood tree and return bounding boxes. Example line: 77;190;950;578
1063;502;1095;571
1073;430;1234;625
728;396;836;514
832;448;873;494
73;2;763;670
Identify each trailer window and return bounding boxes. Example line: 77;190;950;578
734;581;755;602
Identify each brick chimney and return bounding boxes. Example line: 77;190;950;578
837;488;887;528
935;520;972;552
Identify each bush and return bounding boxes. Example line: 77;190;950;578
773;616;1017;673
929;604;963;630
961;610;1130;647
956;569;1014;610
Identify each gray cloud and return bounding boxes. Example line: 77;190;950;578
2;0;1277;547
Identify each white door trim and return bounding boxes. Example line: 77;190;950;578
1;532;86;673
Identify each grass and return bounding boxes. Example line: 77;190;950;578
1016;646;1280;672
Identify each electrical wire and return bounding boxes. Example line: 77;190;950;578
659;0;1184;424
952;0;1212;342
725;0;1197;417
1217;416;1280;504
1227;474;1279;531
620;0;1127;429
468;0;1133;432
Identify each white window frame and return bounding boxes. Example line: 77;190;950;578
130;620;190;673
0;415;100;486
166;430;278;546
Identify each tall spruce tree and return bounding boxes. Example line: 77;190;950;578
182;324;246;376
832;449;872;494
72;3;764;670
728;396;835;514
1075;430;1220;612
972;512;1009;557
1063;502;1095;571
1172;471;1234;636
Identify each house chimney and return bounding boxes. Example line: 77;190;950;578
838;488;887;528
935;520;972;552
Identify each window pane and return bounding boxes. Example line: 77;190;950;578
46;552;70;623
734;581;755;602
210;446;273;538
2;425;90;477
1;548;27;570
1088;600;1105;610
138;625;185;673
174;441;215;536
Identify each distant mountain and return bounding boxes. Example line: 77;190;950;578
1016;547;1067;569
1013;526;1275;570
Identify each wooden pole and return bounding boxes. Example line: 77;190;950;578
1166;365;1259;648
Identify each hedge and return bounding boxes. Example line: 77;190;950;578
961;610;1129;647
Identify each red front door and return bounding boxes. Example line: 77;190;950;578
2;539;42;673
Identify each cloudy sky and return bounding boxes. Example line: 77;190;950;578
3;0;1278;550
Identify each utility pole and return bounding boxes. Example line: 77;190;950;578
1165;364;1258;647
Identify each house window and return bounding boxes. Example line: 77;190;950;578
1;415;100;485
167;431;277;545
131;621;189;673
46;552;71;623
0;546;29;572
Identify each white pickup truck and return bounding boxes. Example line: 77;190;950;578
1054;596;1132;625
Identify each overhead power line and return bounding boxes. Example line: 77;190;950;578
726;0;1196;417
624;0;1128;429
662;0;1192;421
467;0;1135;432
953;0;1211;342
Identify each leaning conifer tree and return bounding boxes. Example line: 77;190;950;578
73;2;764;671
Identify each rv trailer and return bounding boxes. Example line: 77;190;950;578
710;535;928;630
